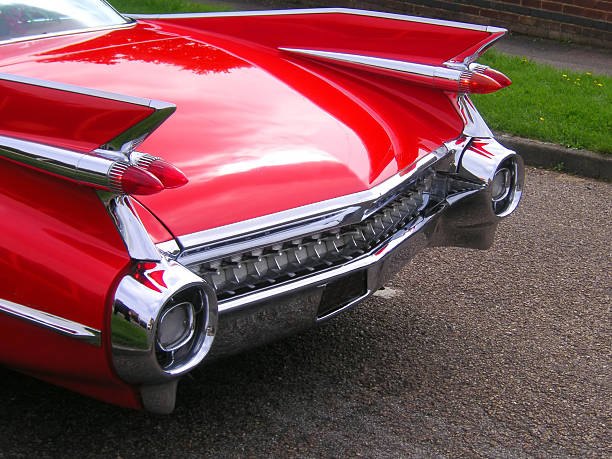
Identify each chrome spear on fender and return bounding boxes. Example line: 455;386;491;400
0;135;165;195
279;48;510;94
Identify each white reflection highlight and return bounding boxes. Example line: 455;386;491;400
190;146;342;181
2;0;126;27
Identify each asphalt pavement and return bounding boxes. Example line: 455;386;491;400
1;167;609;457
495;34;612;76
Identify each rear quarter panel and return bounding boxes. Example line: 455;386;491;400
0;159;140;408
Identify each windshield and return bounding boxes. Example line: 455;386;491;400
0;0;130;42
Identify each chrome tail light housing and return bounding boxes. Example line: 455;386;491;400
111;259;217;412
458;138;524;217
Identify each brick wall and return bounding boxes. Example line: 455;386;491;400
260;1;612;47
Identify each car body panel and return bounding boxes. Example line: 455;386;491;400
0;19;468;236
0;159;140;407
0;5;522;413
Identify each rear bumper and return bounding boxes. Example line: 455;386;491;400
109;136;523;412
209;184;500;359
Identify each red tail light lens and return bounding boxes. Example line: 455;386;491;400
468;64;512;90
121;166;164;195
481;67;512;88
464;72;503;94
146;159;189;188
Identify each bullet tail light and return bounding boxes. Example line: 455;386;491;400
130;152;189;189
458;70;503;94
469;63;512;88
0;134;177;196
108;161;165;195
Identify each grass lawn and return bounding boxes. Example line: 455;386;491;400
110;1;611;155
108;0;229;14
110;314;149;349
473;50;611;155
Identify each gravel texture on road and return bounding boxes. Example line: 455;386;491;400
1;168;610;457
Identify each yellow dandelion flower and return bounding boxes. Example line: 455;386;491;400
562;74;567;78
586;72;591;75
539;117;545;121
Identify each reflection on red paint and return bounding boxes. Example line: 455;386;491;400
134;262;168;292
375;246;388;256
470;140;495;158
148;270;167;289
133;270;161;293
140;262;158;270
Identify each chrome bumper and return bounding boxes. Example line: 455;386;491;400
208;186;502;359
107;136;523;412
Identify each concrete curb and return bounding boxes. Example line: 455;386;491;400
496;134;612;181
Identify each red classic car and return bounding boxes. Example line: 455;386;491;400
0;0;523;413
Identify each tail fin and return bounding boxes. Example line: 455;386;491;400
0;73;174;152
134;8;505;66
0;74;185;195
135;8;509;95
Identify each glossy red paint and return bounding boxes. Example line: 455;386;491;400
0;313;141;409
0;18;478;237
0;76;153;152
131;198;175;244
157;11;497;65
1;11;504;240
451;30;506;63
0;159;139;408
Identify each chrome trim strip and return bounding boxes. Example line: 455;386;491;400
459;32;507;65
0;72;162;108
100;104;176;153
131;8;505;33
179;205;359;266
98;193;163;262
0;134;124;190
176;147;449;257
0;298;101;346
457;96;494;138
280;48;463;90
0;20;136;46
157;239;182;258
